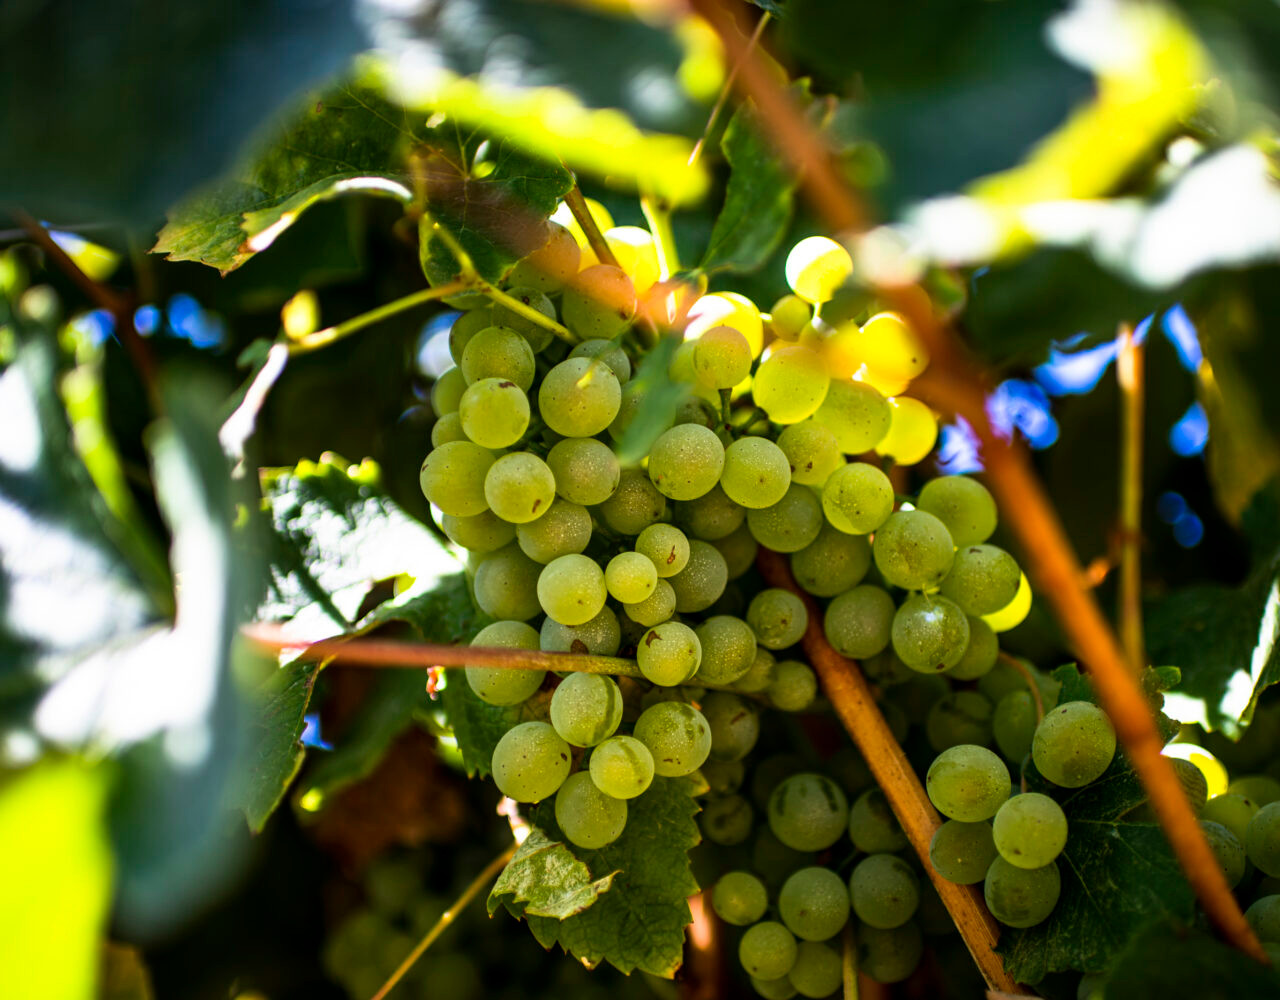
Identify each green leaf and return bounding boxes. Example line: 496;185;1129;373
440;671;550;779
1102;918;1280;998
489;829;617;920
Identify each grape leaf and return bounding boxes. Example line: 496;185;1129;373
489;829;618;920
1102;918;1280;998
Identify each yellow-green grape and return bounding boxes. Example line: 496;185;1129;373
537;553;607;626
484;452;556;524
778;866;850;941
891;594;971;674
722;437;792;509
821;461;894;535
929;819;998;884
637;621;702;686
460;326;536;389
857;921;923;984
1248;803;1280;877
599;468;667;535
694;326;752;389
767;660;817;712
562;264;637;340
735;648;776;694
982;572;1033;632
677;484;746;540
491;287;558;353
993;792;1068;869
703;691;761;761
713;871;769;926
984;857;1060;928
431;412;466;447
927;691;994;751
667;339;699;384
1203;793;1259;843
849;787;909;853
420;440;495;516
634;701;712;776
541;606;622;656
550;673;623;747
717;517;762;577
992;691;1036;763
777;421;843;486
926;744;1010;822
695;615;759;685
849;854;920;930
940;544;1021;616
872;510;956;591
748;588;808;650
788;941;841;999
747;484;824;553
669;539;729;613
859;311;929;380
465;621;544;705
770;294;812;341
491;721;572;802
589;734;654;799
791;524;871;597
458;378;531;449
546;437;620;507
552;197;614;249
785;236;853;304
754;346;830;424
1032;701;1117;788
769;773;849;851
703;793;752;846
636;523;690;578
601;225;660;293
740;921;799;981
472;545;543;620
648;424;726;501
823;584;895;659
539;357;622;437
508;221;581;293
812;380;891;454
917;475;997;546
605;551;657;604
440;509;516;553
554;771;627;849
1199;820;1246;886
1230;775;1280;805
949;616;999;680
686;291;765;358
704;759;747;795
1246;895;1280;943
431;366;468;418
876;397;937;465
623;578;677;628
448;310;494;365
516;498;592;563
569;337;632;383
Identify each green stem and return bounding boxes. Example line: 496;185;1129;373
288;281;468;354
476;280;577;346
640;194;680;280
719;388;733;430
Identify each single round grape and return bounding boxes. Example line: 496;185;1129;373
754;345;830;424
638;621;702;686
562;264;637;340
770;294;812;340
778;866;850;941
769;773;849;851
984;857;1060;928
848;787;909;853
634;701;711;777
703;692;761;762
431;365;467;416
460;326;536;389
550;673;624;747
516;498;592;563
926;691;994;751
449;309;493;364
992;691;1037;764
929;820;998;884
926;745;1010;822
635;523;690;578
740;921;799;981
891;594;971;674
982;571;1033;633
1245;895;1280;943
694;325;752;389
791;525;871;597
715;522;760;579
949;616;999;680
713;871;769;926
569;337;631;383
939;544;1021;617
1229;775;1280;805
735;648;776;694
1202;793;1259;842
821;461;894;535
589;735;655;799
539;357;622;438
648;424;725;501
491;722;572;802
669;540;729;613
485;452;556;524
537;553;607;626
1032;701;1117;788
598;469;666;535
473;545;543;620
876;397;938;465
722;437;793;509
695;615;758;685
1248;802;1280;877
859;312;929;380
508;222;581;293
420;440;495;517
752;976;798;1000
856;921;923;984
465;621;544;706
605;551;657;604
787;941;840;999
849;854;919;930
917;476;997;546
702;793;755;845
786;236;852;304
677;484;746;540
546;437;620;506
440;509;516;553
872;510;955;591
540;606;622;657
777;421;843;486
623;578;677;628
601;225;660;292
685;291;766;357
768;660;818;712
993;793;1068;869
747;484;824;553
431;411;467;447
812;380;891;454
554;771;628;849
704;759;746;795
823;585;895;659
458;378;531;449
748;588;809;650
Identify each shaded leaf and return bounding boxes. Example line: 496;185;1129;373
489;829;617;920
615;337;686;466
1102;918;1280;998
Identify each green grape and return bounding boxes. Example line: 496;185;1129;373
740;921;799;981
713;871;769;926
752;753;806;809
675;394;719;428
473;545;543;620
516;499;592;563
598;468;666;535
939;544;1021;616
748;588;809;650
508;222;581;292
979;657;1061;709
721;436;793;509
546;437;620;506
823;585;895;659
992;793;1067;869
848;787;909;853
590;735;654;799
440;509;516;553
753;827;814;892
929;820;998;884
747;484;824;553
812;380;891;454
777;421;843;486
562;264;637;340
887;673;948;719
695;615;758;685
648;424;726;501
431;411;467;447
872;510;956;591
1230;775;1280;805
926;745;1009;822
849;854;920;930
458;378;531;449
926;691;994;751
876;397;938;465
492;286;558;352
460;326;537;389
1171;757;1209;814
859;311;929;380
778;866;850;941
540;606;622;657
983;857;1060;928
1248;802;1280;877
465;621;544;705
1032;701;1117;788
537;553;607;626
694;325;752;389
539;357;623;438
677;484;746;540
891;594;970;674
431;366;468;417
491;721;572;802
821;461;894;535
636;523;690;578
554;771;628;848
827;746;874;798
623;578;677;628
735;648;777;694
669;540;729;613
702;793;755;844
862;648;915;688
1203;793;1259;842
992;691;1036;764
420;440;495;517
609;380;667;441
754;345;830;424
716;522;761;579
569;337;632;383
752;976;798;1000
856;921;923;984
637;621;702;686
768;660;818;712
770;294;812;340
484;452;555;525
1245;895;1280;943
786;236;852;305
704;759;746;795
791;525;871;597
769;773;849;851
448;310;494;365
949;616;999;680
634;701;711;776
703;691;761;762
605;551;657;604
550;673;623;747
787;941;841;999
916;476;997;546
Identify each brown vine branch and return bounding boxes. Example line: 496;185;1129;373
564;184;620;269
1117;322;1146;672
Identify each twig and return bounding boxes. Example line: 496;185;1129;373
1116;322;1146;672
369;842;517;1000
841;922;857;1000
688;12;771;168
998;652;1045;725
756;549;1019;993
288;281;469;355
564;185;620;268
476;279;577;345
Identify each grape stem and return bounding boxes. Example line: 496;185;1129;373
287;280;469;354
475;278;577;345
641;194;681;279
564;184;619;269
841;922;857;1000
998;652;1045;726
1116;321;1146;672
